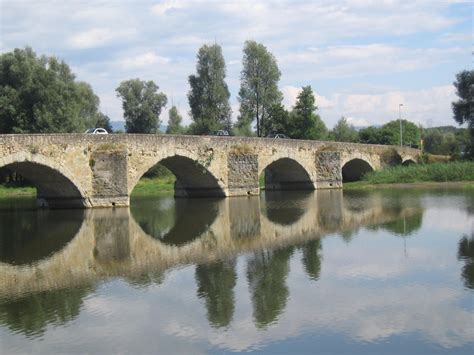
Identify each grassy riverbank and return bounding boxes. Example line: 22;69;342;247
345;161;474;190
0;184;36;197
131;176;175;196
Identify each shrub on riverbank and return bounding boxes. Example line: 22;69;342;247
362;161;474;184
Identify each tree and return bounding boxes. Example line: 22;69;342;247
166;106;184;134
116;79;167;134
288;86;327;140
0;47;101;133
95;112;113;133
261;103;290;136
452;70;474;159
188;44;232;135
382;119;420;146
237;40;283;137
331;116;358;142
359;120;420;146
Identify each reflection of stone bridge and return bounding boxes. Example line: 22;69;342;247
0;134;419;207
0;191;422;297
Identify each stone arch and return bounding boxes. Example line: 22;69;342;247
0;152;89;208
341;158;374;182
130;154;226;198
259;157;315;191
402;158;417;166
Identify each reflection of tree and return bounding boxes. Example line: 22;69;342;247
247;247;293;328
378;212;423;237
195;260;237;328
131;196;219;246
0;287;91;337
458;233;474;289
0;207;83;265
301;239;323;280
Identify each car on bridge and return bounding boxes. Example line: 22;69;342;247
209;130;230;136
85;128;108;134
266;133;288;139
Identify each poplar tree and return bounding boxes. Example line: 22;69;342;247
166;105;184;134
237;41;282;137
188;44;232;134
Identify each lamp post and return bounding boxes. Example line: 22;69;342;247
399;103;403;146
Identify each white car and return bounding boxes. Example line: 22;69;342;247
85;128;108;134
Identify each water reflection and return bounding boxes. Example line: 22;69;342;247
196;260;237;328
458;233;474;289
131;196;220;246
0;287;92;337
247;247;293;328
0;200;84;265
1;189;464;344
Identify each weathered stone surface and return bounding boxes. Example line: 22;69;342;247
316;151;342;188
227;154;259;196
0;134;420;208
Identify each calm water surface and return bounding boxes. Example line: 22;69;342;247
0;189;473;354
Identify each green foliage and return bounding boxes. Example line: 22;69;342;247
359;119;420;146
0;47;102;133
262;103;290;136
452;70;474;159
143;163;174;179
237;40;283;137
165;106;185;134
188;44;232;135
116;78;167;133
331;116;359;142
362;161;474;184
287;86;327;140
422;127;469;158
94;112;113;133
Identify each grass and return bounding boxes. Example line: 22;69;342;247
0;184;36;198
131;176;175;196
344;161;474;189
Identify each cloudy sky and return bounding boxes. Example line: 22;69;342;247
0;0;471;128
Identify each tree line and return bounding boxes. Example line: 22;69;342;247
0;45;472;159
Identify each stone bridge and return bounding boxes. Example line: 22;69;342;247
0;134;420;208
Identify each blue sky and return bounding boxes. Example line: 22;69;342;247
0;0;471;128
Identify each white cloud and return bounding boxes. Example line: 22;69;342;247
151;0;185;16
118;52;171;68
69;28;136;49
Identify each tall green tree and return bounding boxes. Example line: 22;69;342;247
261;103;290;136
165;105;184;134
452;70;474;158
237;40;283;137
116;79;167;133
288;86;327;140
0;47;101;133
188;44;232;134
331;116;358;142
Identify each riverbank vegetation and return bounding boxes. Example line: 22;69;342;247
344;161;474;189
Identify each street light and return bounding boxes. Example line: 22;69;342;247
399;103;404;146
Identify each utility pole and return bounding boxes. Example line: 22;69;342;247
399;103;404;146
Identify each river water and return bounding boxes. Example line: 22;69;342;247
0;189;473;354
